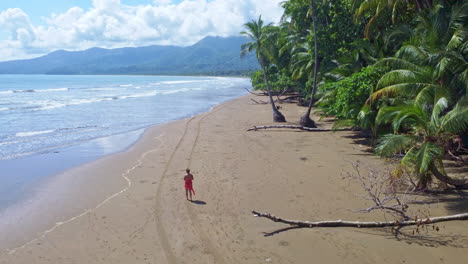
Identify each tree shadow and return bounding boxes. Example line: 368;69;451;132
444;164;468;174
358;226;468;248
191;200;207;205
262;226;305;237
342;131;373;148
409;189;468;214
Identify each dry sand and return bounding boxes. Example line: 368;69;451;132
0;94;467;264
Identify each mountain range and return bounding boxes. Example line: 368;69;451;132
0;36;259;76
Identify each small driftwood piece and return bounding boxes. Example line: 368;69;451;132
252;211;468;228
244;88;266;96
246;125;353;132
277;95;301;103
251;99;268;104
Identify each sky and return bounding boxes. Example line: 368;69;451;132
0;0;284;62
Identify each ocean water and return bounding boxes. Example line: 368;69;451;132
0;74;249;210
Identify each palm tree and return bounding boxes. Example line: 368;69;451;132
375;97;468;189
287;0;320;127
241;16;286;122
368;1;467;188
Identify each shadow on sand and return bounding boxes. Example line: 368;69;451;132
262;226;304;237
358;227;468;248
191;200;207;205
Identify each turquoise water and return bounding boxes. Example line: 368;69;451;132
0;74;249;210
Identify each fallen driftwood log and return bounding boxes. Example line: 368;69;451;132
246;125;354;132
252;211;468;228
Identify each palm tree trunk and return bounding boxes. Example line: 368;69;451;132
431;166;468;189
300;0;319;128
259;56;286;122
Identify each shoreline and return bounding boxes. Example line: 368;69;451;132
0;94;248;253
0;80;247;215
1;94;467;264
0;128;144;211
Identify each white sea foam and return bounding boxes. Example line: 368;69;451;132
0;88;68;94
68;98;113;106
37;102;67;110
119;84;134;87
33;97;113;111
118;91;158;99
33;92;162;111
0;107;8;111
87;87;119;91
159;87;205;94
16;130;55;138
36;88;69;92
160;80;206;85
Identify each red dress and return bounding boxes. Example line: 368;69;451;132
184;175;194;193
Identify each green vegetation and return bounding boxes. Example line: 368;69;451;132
241;0;467;189
319;65;387;119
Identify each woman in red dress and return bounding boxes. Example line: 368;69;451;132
184;168;195;201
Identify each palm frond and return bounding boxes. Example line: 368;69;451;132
395;45;428;62
415;143;443;174
414;84;436;107
376;106;402;126
374;57;421;71
431;97;448;126
401;146;417;169
440;97;468;134
392;105;428;133
376;134;416;157
357;105;376;129
376;70;423;90
371;83;429;102
447;27;467;51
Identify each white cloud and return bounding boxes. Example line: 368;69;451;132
0;0;284;61
0;8;35;41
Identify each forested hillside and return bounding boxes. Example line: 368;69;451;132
0;36;259;76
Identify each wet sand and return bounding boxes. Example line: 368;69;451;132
1;94;467;264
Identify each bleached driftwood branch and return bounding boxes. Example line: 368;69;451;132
246;125;353;132
251;211;468;228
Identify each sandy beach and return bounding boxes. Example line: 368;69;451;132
1;94;467;264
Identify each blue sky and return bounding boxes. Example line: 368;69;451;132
0;0;282;61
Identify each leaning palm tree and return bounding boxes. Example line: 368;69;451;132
288;0;320;128
375;97;468;189
241;16;286;122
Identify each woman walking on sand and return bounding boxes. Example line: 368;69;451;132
184;169;195;201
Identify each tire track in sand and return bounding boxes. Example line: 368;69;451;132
185;104;227;264
154;116;197;264
155;102;229;264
